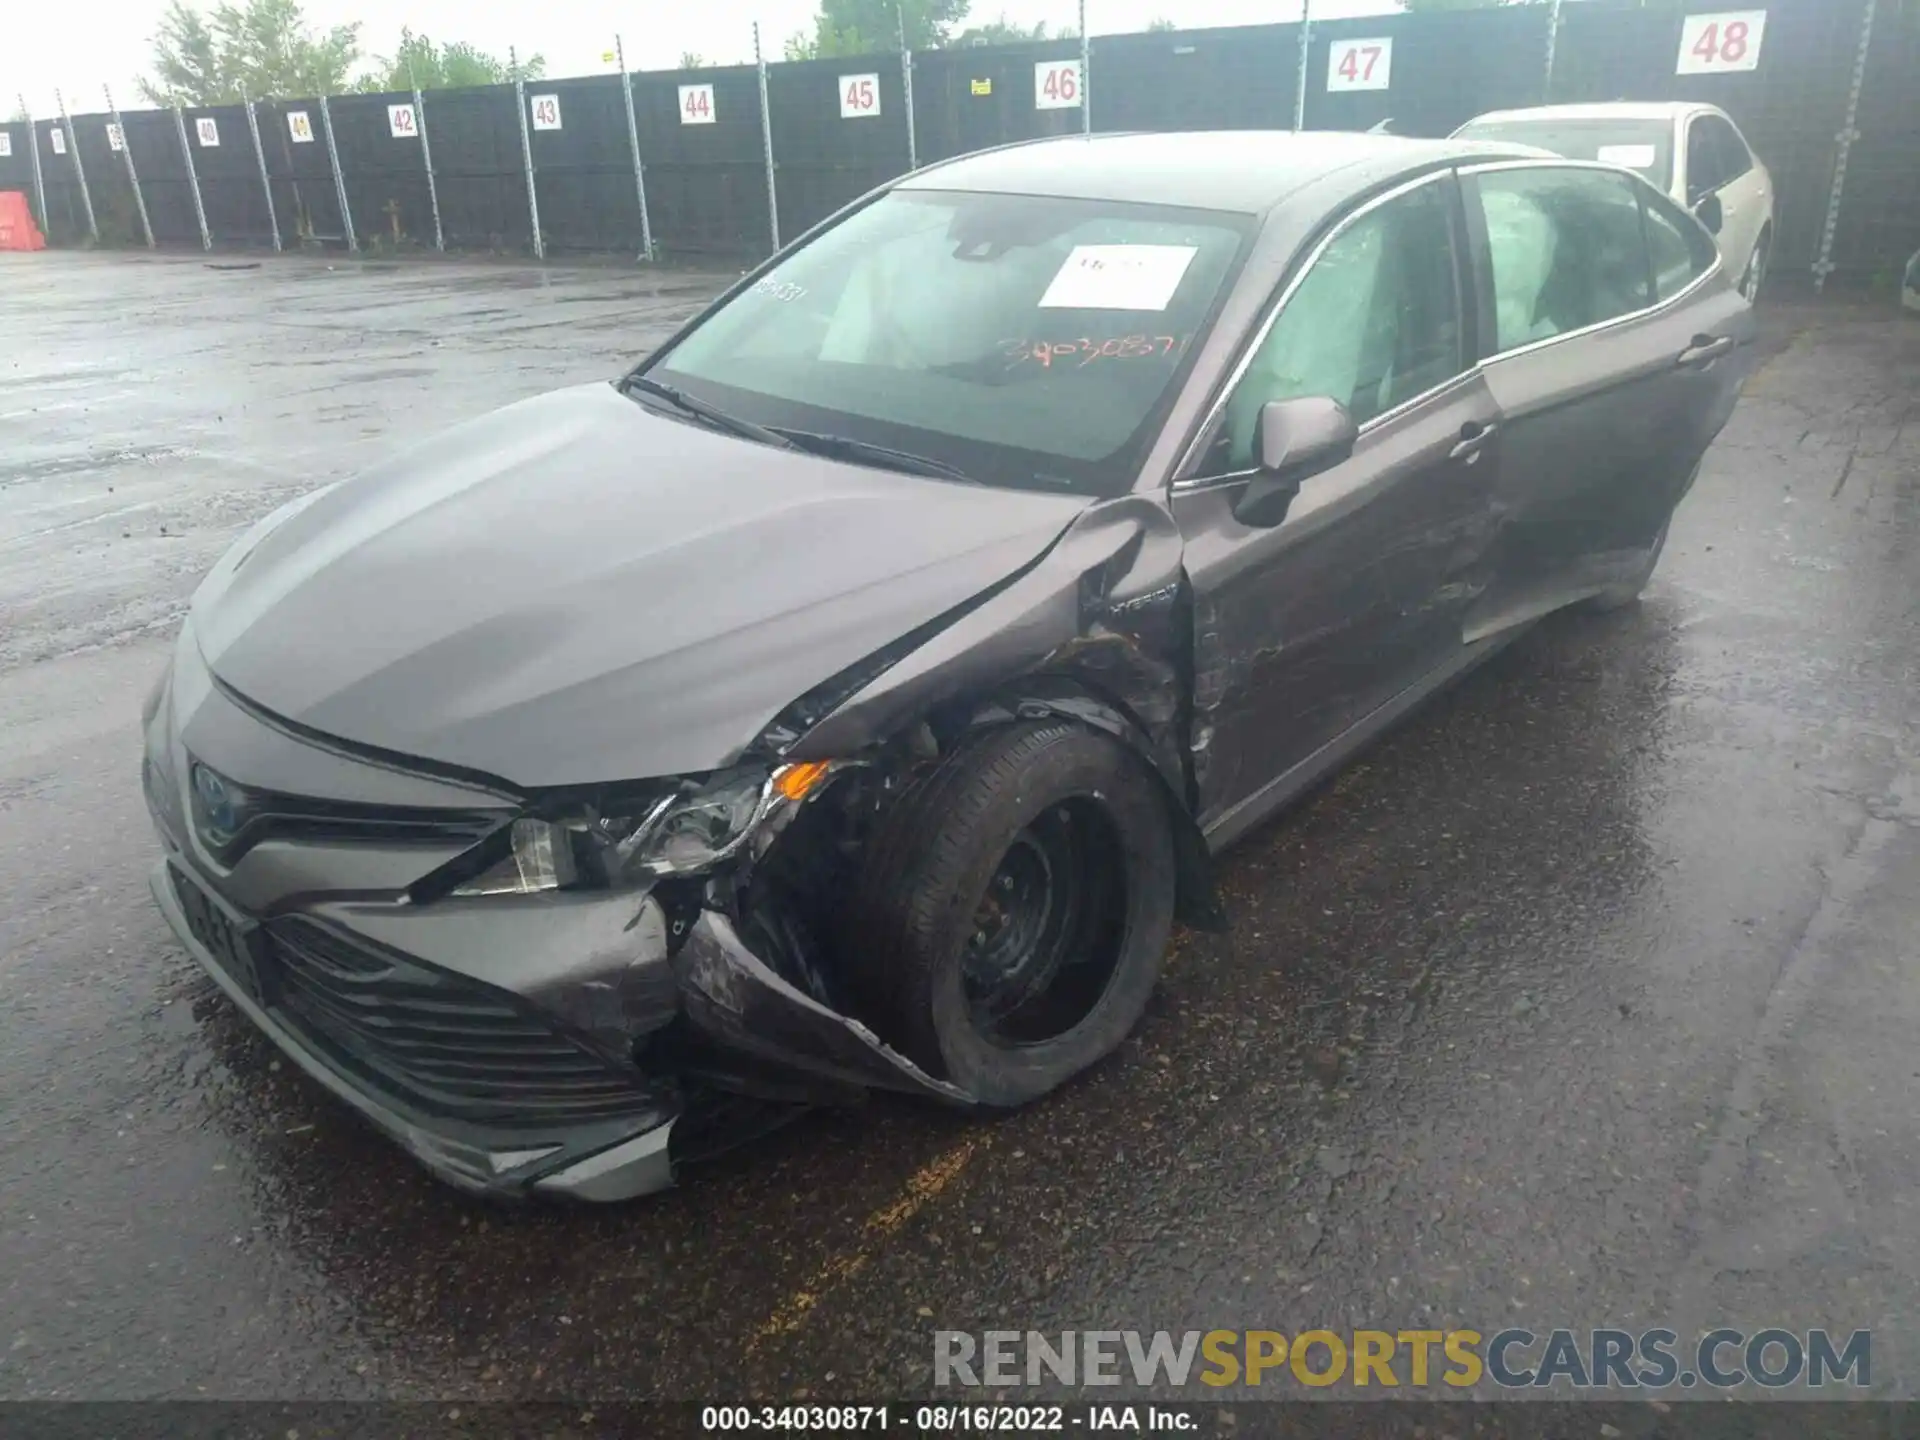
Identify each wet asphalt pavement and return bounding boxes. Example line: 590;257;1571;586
1;251;1916;1403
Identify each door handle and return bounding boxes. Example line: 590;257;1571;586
1450;420;1497;462
1677;335;1736;369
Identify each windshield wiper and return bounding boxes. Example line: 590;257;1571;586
772;430;981;484
621;374;797;451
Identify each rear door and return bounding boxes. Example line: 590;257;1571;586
1458;160;1750;638
1172;170;1503;838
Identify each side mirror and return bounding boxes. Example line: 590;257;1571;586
1693;191;1724;235
1233;397;1359;529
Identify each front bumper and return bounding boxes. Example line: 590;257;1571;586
142;624;973;1201
150;857;679;1200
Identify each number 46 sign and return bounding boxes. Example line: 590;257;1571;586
1678;10;1768;74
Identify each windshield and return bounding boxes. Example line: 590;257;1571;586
643;189;1252;496
1456;118;1675;192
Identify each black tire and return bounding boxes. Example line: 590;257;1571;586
1584;518;1670;613
842;722;1176;1108
1740;230;1771;304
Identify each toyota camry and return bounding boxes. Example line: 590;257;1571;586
144;131;1756;1200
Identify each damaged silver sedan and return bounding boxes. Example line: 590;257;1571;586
144;131;1755;1200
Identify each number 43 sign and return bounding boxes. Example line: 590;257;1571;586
1678;10;1768;74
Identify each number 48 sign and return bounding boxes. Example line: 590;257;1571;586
1678;10;1767;74
1328;37;1393;92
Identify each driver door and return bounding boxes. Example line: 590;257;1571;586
1173;172;1503;843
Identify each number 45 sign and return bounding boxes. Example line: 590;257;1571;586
1678;10;1768;74
1328;37;1393;92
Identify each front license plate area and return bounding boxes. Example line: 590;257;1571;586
171;864;274;1006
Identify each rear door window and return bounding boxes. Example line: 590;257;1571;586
1471;166;1654;354
1641;185;1720;299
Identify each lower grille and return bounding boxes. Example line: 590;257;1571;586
265;915;657;1127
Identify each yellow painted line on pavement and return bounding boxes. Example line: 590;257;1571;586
746;1132;989;1355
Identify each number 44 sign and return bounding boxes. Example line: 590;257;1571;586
1678;10;1767;74
1328;37;1393;92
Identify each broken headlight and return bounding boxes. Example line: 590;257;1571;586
451;767;779;897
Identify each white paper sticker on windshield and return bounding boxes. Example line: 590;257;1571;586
1597;143;1659;171
1039;245;1198;312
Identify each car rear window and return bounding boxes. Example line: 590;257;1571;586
1457;117;1675;193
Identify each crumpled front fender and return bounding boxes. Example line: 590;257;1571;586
675;909;976;1105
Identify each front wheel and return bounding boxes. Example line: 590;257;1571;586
841;722;1176;1107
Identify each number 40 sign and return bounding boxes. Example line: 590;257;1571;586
1678;10;1768;74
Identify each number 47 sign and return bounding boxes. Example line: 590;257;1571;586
1678;10;1768;74
1328;37;1393;92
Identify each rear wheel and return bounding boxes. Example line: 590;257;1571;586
842;722;1176;1107
1740;229;1772;304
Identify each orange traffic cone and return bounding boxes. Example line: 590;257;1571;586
0;192;47;251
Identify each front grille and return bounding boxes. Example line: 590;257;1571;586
265;915;658;1128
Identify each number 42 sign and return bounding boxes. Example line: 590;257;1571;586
1328;37;1393;92
1678;10;1767;74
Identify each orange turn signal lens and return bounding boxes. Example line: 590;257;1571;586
774;760;833;802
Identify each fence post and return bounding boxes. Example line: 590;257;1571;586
242;91;282;252
898;5;918;171
1080;0;1091;134
19;98;49;236
318;94;358;253
55;90;99;244
1542;0;1565;102
173;101;213;251
616;35;654;262
1293;1;1312;131
1814;0;1878;294
104;85;155;249
756;23;780;253
408;59;445;252
512;57;544;260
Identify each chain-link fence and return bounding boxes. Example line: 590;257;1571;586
2;0;1911;286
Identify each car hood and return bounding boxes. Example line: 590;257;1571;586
192;382;1089;787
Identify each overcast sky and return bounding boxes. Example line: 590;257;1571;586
7;0;1404;119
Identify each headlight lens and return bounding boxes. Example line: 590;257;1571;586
451;768;776;897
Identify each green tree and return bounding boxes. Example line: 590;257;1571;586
678;52;709;70
1146;17;1177;31
1398;0;1526;11
140;0;362;104
366;29;543;92
784;0;970;59
952;16;1060;45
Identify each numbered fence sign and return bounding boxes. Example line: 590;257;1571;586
288;110;314;143
679;84;716;125
1035;60;1082;111
196;116;220;147
0;133;11;158
1678;10;1767;74
1328;37;1394;92
106;123;125;152
49;127;66;155
839;73;881;119
388;103;418;138
530;94;562;130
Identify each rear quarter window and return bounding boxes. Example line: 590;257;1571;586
1641;184;1721;300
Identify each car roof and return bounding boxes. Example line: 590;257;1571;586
1461;101;1717;126
896;130;1544;216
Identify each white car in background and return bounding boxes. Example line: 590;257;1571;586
1454;102;1777;302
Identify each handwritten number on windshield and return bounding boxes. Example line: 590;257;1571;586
1000;335;1185;369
